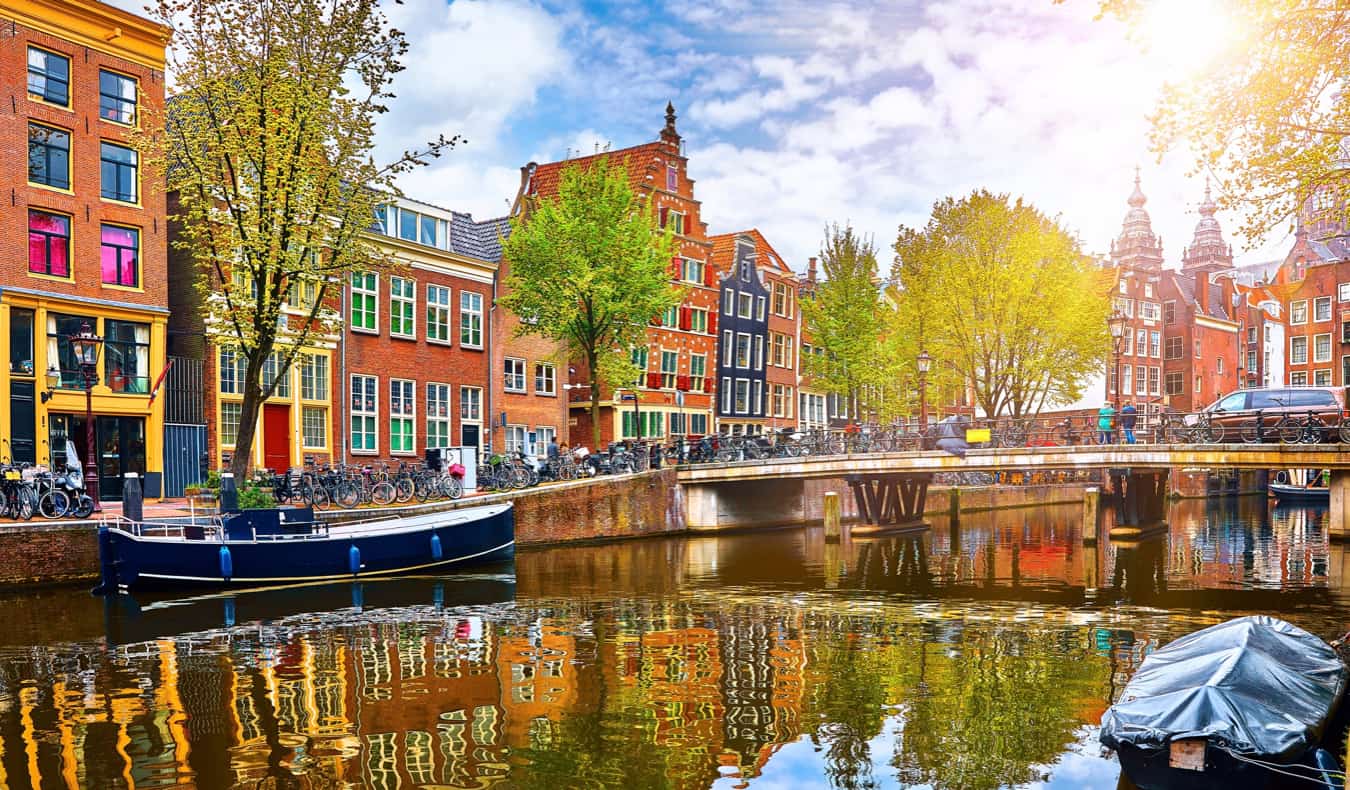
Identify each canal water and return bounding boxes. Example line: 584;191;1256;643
0;497;1346;789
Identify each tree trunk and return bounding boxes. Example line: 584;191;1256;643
587;350;602;451
230;383;262;482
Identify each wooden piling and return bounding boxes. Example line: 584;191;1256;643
1082;486;1099;546
824;491;841;542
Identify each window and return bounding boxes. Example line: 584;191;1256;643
1315;333;1332;363
1164;300;1175;324
721;377;732;414
100;142;138;202
662;305;678;327
1340;283;1350;303
300;354;328;400
662;210;685;234
104;320;150;393
723;289;734;315
1149;331;1160;358
27;47;69;106
535;426;556;457
1136;365;1146;396
219;348;245;394
1291;371;1308;386
261;352;290;397
1315;369;1332;386
287;276;317;311
220;402;242;446
734;379;750;413
302;407;327;449
682;258;704;284
28;210;70;278
737;293;753;318
721;331;733;366
771;384;793;418
1217;357;1224;374
426;383;451;447
753;335;763;370
771;282;794;317
1144;283;1154;298
351;375;378;452
1165;336;1183;359
1291;300;1308;324
666;165;678;191
1246;350;1257;374
689;413;708;435
460;291;483;347
426;284;451;343
735;333;751;367
9;309;34;376
28;123;70;189
98;70;137;124
1344;356;1350;387
689;354;706;392
1315;297;1333;323
1291;336;1308;365
771;333;787;367
1343;320;1350;344
756;296;766;321
1121;364;1132;395
690;308;708;333
1118;279;1128;294
351;273;377;331
1139;302;1160;322
660;350;678;389
505;424;527;454
460;386;481;422
1195;375;1202;393
1135;329;1146;356
504;358;526;392
535;363;556;395
390;379;414;453
390;276;415;337
752;380;763;415
100;225;139;287
1165;371;1183;396
1113;297;1133;317
1194;339;1202;358
631;346;649;381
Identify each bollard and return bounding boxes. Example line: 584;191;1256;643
1082;486;1100;546
220;472;239;513
123;473;143;523
823;491;841;542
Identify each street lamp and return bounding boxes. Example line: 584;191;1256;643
917;349;932;436
69;320;104;512
1107;310;1127;409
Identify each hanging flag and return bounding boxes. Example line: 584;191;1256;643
147;358;175;407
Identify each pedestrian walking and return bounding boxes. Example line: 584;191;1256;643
1121;402;1137;444
1098;402;1116;445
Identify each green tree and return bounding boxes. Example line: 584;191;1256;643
1090;0;1349;243
502;157;680;449
801;224;898;421
140;0;457;478
892;191;1108;418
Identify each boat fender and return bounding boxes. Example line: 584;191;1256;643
430;533;443;561
219;546;233;581
348;544;361;575
1312;748;1343;790
433;583;445;609
223;598;236;628
352;583;364;610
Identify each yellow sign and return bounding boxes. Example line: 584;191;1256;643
966;428;991;443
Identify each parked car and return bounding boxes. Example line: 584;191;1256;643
1189;386;1349;443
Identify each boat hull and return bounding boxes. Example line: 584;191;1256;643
100;504;514;591
1115;742;1325;790
1271;483;1329;503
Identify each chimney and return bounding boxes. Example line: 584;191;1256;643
1196;275;1209;316
807;256;818;284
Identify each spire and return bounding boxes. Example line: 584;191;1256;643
1182;176;1233;273
1112;167;1163;270
1128;165;1146;208
660;101;681;147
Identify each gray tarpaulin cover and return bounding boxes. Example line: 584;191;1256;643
1100;616;1346;760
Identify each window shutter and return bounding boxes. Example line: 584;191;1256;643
679;307;691;330
677;375;691;391
646;371;662;390
708;311;717;333
704;264;717;288
659;207;668;228
670;257;681;279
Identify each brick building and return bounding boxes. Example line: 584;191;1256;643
519;104;719;448
1;0;170;498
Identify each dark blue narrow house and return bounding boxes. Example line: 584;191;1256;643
715;234;770;434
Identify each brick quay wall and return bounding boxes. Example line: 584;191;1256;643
0;472;1097;589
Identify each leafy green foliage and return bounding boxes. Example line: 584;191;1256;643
237;482;276;510
502;157;681;447
140;0;458;477
892;190;1109;418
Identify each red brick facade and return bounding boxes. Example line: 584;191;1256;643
491;245;569;457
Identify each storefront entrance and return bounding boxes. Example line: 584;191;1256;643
49;415;146;501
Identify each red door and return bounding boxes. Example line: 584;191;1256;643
262;404;291;472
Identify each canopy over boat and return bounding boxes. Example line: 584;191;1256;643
1100;616;1346;762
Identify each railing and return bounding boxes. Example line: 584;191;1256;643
105;514;331;542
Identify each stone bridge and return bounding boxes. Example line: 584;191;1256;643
676;445;1350;536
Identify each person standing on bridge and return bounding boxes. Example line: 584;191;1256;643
1121;402;1137;444
1098;402;1116;445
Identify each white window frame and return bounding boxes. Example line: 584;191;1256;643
460;291;483;348
504;424;528;455
351;374;378;454
220;401;242;447
734;378;750;414
753;335;763;371
737;292;753;318
534;362;556;396
721;377;732;413
1291;299;1308;325
460;385;482;422
390;275;416;338
752;380;763;415
1339;283;1350;303
427;382;451;448
1291;336;1309;365
1314;332;1332;363
426;284;452;344
301;406;327;449
504;357;527;393
1291;371;1308;386
389;378;415;455
723;289;734;315
735;333;751;368
1315;368;1332;386
722;330;733;366
756;295;766;321
1315;296;1333;323
534;426;556;457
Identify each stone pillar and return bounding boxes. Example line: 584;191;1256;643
1081;486;1099;546
1330;470;1350;541
220;472;239;513
823;491;841;542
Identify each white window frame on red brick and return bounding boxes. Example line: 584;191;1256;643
682;258;704;285
1314;333;1332;363
504;357;526;393
460;291;483;348
534;426;556;457
1315;368;1332;386
534;362;556;396
426;284;452;344
1291;336;1308;365
460;385;482;422
1291;300;1308;325
1291;371;1308;386
351;374;378;454
390;378;415;454
427;382;451;448
505;424;528;455
1340;283;1350;303
351;272;379;333
1149;367;1160;396
1315;297;1333;323
390;276;416;338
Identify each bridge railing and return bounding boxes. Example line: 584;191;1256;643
669;408;1350;465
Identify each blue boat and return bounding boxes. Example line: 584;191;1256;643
93;503;514;592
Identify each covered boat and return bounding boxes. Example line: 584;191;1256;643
94;503;513;592
1101;616;1347;790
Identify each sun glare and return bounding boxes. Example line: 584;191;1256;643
1135;0;1244;79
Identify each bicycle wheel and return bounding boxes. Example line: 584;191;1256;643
39;490;70;519
17;487;37;520
337;482;360;509
1304;417;1327;444
444;476;463;500
1340;419;1350;444
1277;417;1302;445
371;481;396;506
394;478;415;503
308;484;331;511
1240;419;1262;444
511;467;530;489
73;495;94;519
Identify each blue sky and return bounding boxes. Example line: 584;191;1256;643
117;0;1289;271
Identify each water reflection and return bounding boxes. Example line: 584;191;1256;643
0;498;1347;789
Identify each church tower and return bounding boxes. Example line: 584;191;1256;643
1110;168;1164;270
1181;179;1234;275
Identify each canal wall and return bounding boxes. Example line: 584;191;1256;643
799;480;1091;523
0;522;100;588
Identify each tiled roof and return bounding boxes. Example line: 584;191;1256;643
708;229;794;275
449;213;511;262
528;142;673;200
1169;270;1232;321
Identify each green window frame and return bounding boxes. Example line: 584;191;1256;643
351;273;378;331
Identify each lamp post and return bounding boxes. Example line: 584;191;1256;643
917;350;932;435
69;320;104;512
1107;310;1127;410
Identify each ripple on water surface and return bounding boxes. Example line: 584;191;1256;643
0;498;1344;788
